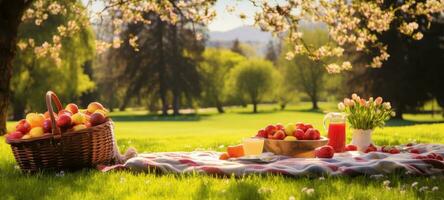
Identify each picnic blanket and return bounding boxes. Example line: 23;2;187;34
99;144;444;176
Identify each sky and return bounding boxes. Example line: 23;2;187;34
83;0;257;32
207;0;258;32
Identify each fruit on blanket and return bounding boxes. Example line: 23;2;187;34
303;128;320;140
43;119;52;133
293;129;305;140
6;131;24;141
389;148;400;154
284;123;296;136
364;144;377;153
219;152;230;160
90;112;106;126
256;129;267;138
265;125;277;134
272;130;286;140
344;144;357;151
58;109;73;117
72;124;87;132
65;103;79;114
16;119;31;133
409;149;420;154
26;113;45;128
57;114;72;128
227;145;245;158
284;136;297;141
87;102;105;114
29;127;44;138
315;145;334;158
71;113;86;125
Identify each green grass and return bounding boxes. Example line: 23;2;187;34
1;103;444;200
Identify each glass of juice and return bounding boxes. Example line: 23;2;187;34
323;112;346;153
243;138;265;156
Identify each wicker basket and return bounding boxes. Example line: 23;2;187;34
6;91;116;172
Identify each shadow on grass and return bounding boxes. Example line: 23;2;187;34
386;119;444;127
110;113;213;122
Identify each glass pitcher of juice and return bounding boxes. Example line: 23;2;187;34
323;112;346;153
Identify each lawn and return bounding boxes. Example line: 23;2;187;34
1;103;444;200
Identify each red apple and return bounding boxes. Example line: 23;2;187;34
293;129;305;140
16;119;31;134
43;119;52;133
58;109;73;117
295;123;307;132
265;125;277;135
303;128;320;140
90;112;106;126
315;145;334;158
304;123;313;129
344;144;358;151
57;114;72;128
256;129;267;138
273;130;286;140
275;123;284;130
85;121;92;128
6;131;24;141
65;103;79;114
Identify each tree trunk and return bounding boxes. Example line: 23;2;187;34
280;103;286;110
253;103;258;113
172;93;180;115
216;102;224;113
12;98;25;120
0;0;28;135
311;97;319;110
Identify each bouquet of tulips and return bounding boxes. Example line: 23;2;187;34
338;94;395;130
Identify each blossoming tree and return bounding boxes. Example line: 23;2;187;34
0;0;443;135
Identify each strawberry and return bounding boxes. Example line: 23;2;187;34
364;144;377;153
295;123;307;132
389;148;400;154
409;149;420;154
273;130;286;140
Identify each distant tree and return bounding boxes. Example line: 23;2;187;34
279;29;330;110
231;39;244;56
199;48;245;113
115;12;204;116
226;59;278;113
265;40;278;64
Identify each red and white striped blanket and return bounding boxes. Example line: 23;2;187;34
99;144;444;176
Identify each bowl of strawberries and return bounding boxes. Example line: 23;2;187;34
255;122;328;158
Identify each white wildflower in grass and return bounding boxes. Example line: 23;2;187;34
319;177;325;180
419;186;429;192
411;182;418;188
289;196;295;200
383;180;390;187
432;186;439;191
55;171;65;177
258;187;273;194
301;187;315;195
370;174;385;179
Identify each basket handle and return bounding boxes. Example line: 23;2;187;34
45;91;63;137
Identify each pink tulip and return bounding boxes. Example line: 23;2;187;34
375;97;383;105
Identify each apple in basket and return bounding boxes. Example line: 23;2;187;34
87;102;105;114
57;114;72;129
65;103;79;114
6;131;24;141
90;112;106;126
26;113;45;128
15;119;31;133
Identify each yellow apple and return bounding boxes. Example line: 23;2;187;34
29;127;44;138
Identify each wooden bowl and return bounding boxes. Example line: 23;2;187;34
263;137;329;158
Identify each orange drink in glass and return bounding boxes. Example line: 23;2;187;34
243;138;264;156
